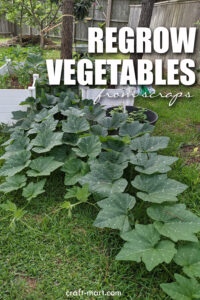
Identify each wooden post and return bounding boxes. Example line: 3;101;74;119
61;0;75;59
73;20;76;44
106;0;112;27
130;0;155;77
12;23;18;37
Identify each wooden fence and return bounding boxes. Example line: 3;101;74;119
1;0;200;43
0;0;137;41
0;19;39;37
75;0;137;41
0;19;17;36
129;0;200;83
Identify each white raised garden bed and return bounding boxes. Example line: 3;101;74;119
0;69;39;124
80;86;136;108
80;71;138;108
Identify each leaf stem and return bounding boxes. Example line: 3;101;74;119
20;220;43;234
86;201;98;210
162;264;174;281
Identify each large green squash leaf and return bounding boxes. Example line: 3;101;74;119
94;193;136;233
90;125;108;137
84;161;124;182
58;99;72;113
34;106;58;122
84;178;128;202
72;135;101;159
22;179;46;201
63;133;79;146
130;134;170;152
31;130;63;153
20;96;37;106
119;122;154;138
61;158;89;186
0;200;26;229
0;175;27;193
50;145;71;162
12;110;27;121
58;96;73;112
65;184;91;202
83;104;106;122
79;162;127;200
99;113;127;129
28;116;58;135
1;128;25;147
116;224;176;271
27;157;63;177
15;119;32;131
0;200;18;212
1;137;31;159
0;151;31;177
174;243;200;278
98;150;129;169
132;174;187;203
135;153;178;174
61;107;85;117
40;93;58;108
161;274;200;300
62;115;90;133
147;204;200;242
102;137;126;152
26;53;44;65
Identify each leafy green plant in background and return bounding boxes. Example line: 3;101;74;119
0;45;42;65
0;48;44;89
111;106;148;123
0;52;46;88
74;0;95;20
0;85;199;299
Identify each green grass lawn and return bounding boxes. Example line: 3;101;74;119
0;45;200;299
0;43;128;66
0;38;10;43
135;85;200;210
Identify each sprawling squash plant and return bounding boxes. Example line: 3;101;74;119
1;87;200;299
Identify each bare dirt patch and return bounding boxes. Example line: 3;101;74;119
15;274;37;291
0;35;57;48
180;144;200;165
194;122;200;131
26;277;37;290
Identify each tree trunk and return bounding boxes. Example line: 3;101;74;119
13;23;18;37
61;0;74;59
19;25;23;45
19;6;24;45
40;29;45;49
130;0;155;74
30;27;33;38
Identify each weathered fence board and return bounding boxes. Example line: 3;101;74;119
75;0;136;41
1;0;200;44
0;19;16;36
0;19;39;37
129;0;200;83
0;0;134;41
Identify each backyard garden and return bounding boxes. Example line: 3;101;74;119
0;0;200;299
